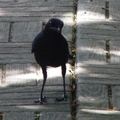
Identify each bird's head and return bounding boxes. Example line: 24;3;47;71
45;18;64;33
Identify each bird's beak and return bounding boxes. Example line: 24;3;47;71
50;27;61;33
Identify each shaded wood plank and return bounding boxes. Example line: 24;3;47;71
0;85;70;93
0;43;31;48
110;41;120;64
112;86;120;110
0;54;35;64
12;22;42;42
0;48;30;54
0;22;9;42
77;77;120;85
77;66;120;79
0;16;73;22
77;2;105;20
76;84;108;109
78;28;120;37
77;20;120;30
77;111;120;120
77;116;120;120
0;97;70;106
0;104;71;112
0;91;70;100
76;39;106;65
40;112;71;120
109;2;120;20
0;1;74;7
3;112;34;120
0;12;73;17
0;7;73;12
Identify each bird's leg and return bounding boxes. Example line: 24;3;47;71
56;64;67;102
34;66;47;104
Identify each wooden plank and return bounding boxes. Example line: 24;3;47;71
77;109;120;120
12;22;42;42
62;24;73;41
78;28;120;37
5;64;37;86
0;7;73;12
77;2;105;20
0;1;74;7
76;110;120;120
0;11;73;17
0;54;35;64
0;22;9;42
0;16;73;22
3;112;34;120
76;39;106;65
0;43;31;48
0;104;71;112
76;84;108;109
17;0;73;2
78;21;119;29
77;66;120;79
40;112;71;120
0;85;70;93
110;41;120;64
112;86;120;110
11;21;72;42
77;20;120;30
77;20;120;41
0;48;30;54
109;2;120;20
0;91;70;101
35;64;71;86
4;64;70;86
77;77;120;85
77;116;120;120
0;97;70;106
79;0;120;2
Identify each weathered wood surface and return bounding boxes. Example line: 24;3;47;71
76;0;120;120
0;0;74;119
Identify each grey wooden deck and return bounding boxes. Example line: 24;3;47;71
0;0;74;120
76;0;120;120
0;0;120;120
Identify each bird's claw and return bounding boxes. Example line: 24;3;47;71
34;97;47;104
56;94;68;102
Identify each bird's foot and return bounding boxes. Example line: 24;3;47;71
56;94;68;102
34;97;47;104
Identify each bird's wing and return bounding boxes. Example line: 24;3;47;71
31;32;43;53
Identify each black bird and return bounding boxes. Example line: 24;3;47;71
32;18;69;104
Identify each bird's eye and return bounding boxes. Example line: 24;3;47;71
49;21;52;26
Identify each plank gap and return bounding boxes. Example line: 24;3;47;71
8;22;14;43
105;2;109;19
34;112;40;120
1;64;6;84
106;40;111;63
0;112;3;120
108;85;113;109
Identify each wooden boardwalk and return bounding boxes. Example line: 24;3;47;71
0;0;120;120
76;0;120;120
0;0;75;119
